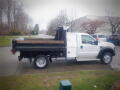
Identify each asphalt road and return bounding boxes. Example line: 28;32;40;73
0;46;120;76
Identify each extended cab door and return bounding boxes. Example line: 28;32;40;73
77;34;100;61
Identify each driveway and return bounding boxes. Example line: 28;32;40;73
0;46;119;76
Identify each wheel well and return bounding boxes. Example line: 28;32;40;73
97;48;115;59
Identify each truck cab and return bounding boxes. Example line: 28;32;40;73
66;32;115;63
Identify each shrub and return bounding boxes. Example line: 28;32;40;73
8;29;23;35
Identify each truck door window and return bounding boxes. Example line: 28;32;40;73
82;35;95;44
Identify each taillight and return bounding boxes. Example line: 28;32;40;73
11;49;16;54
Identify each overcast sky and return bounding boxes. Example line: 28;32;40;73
23;0;120;30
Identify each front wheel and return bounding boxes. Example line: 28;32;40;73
101;52;112;64
34;56;48;69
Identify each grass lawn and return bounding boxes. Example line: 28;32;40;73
0;36;19;47
0;36;32;47
0;71;120;90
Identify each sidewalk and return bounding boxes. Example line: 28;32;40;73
111;46;120;70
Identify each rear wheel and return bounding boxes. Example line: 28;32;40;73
34;56;48;69
101;52;112;64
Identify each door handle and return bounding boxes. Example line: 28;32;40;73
80;46;83;49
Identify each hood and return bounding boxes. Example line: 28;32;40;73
98;41;115;49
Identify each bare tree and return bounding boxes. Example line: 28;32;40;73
69;9;77;32
0;0;32;35
12;0;22;30
0;0;6;29
108;16;120;34
106;10;120;34
0;0;3;25
80;20;105;34
4;0;13;30
14;10;30;30
47;10;69;35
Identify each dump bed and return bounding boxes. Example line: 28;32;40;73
12;39;65;52
12;27;66;52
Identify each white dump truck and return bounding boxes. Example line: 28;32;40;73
11;27;115;69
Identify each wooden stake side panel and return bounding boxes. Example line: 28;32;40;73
16;40;64;44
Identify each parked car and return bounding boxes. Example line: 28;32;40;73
11;27;115;69
91;34;107;41
107;35;120;45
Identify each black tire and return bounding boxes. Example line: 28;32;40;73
101;52;112;64
34;56;48;69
